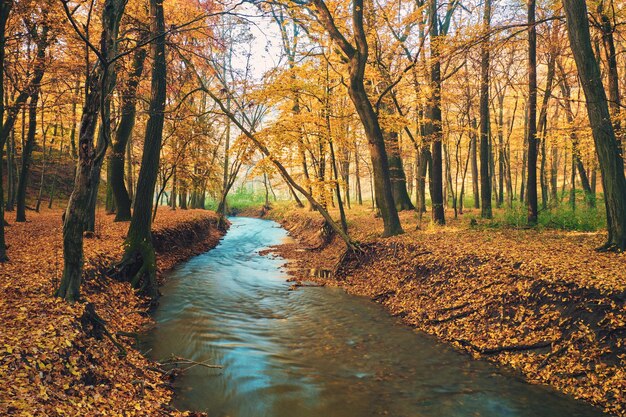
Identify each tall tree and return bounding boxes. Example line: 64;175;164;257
55;0;127;301
0;0;12;262
15;16;52;222
479;0;492;218
596;0;621;159
470;117;479;209
113;0;167;298
557;60;594;207
15;92;40;222
84;0;126;232
311;0;403;236
108;48;147;221
425;0;445;224
562;0;626;251
537;36;557;210
526;0;538;224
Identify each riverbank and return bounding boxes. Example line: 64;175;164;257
0;209;224;416
268;206;625;416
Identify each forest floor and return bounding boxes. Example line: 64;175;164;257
0;208;224;416
268;204;626;416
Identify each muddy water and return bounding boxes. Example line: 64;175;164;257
143;217;604;417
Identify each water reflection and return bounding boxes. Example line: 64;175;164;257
143;217;604;417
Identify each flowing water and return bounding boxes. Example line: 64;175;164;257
143;217;604;417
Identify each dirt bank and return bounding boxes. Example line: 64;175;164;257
270;207;625;417
0;209;225;416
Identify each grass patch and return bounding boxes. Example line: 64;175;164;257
205;188;268;213
481;201;606;232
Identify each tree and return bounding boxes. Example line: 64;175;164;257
424;0;458;224
15;13;52;222
425;0;445;224
310;0;403;236
595;0;622;160
112;0;167;299
526;0;538;224
557;59;594;207
55;0;127;301
108;48;147;221
84;0;127;232
562;0;626;251
479;0;492;218
0;0;12;262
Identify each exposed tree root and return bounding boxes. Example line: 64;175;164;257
595;241;624;253
455;338;557;355
110;239;159;301
80;302;127;357
159;354;222;375
288;281;326;291
371;290;396;302
333;243;370;276
216;214;229;232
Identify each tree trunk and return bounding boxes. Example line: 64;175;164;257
55;0;127;301
470;117;479;209
526;0;538;224
0;0;11;261
69;80;79;159
113;0;166;299
444;142;457;218
386;130;414;210
126;133;134;202
354;137;363;205
313;0;402;236
537;48;556;210
35;114;49;212
55;75;102;302
378;89;413;211
569;150;576;210
179;184;187;209
563;0;626;250
6;126;14;212
459;140;471;214
417;145;430;213
598;0;622;160
505;101;517;207
497;95;505;208
550;143;558;203
15;92;39;222
84;1;125;232
479;0;492;218
14;23;50;222
558;63;595;207
330;139;348;232
110;48;146;221
520;130;527;202
216;39;233;221
426;0;445;225
348;75;403;234
170;166;177;210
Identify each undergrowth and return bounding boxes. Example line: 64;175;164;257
466;201;606;231
205;188;269;213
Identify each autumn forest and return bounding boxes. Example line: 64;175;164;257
1;0;626;415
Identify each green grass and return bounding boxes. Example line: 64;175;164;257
209;188;606;232
205;188;268;213
469;200;607;232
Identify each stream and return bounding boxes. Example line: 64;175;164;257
142;217;604;417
